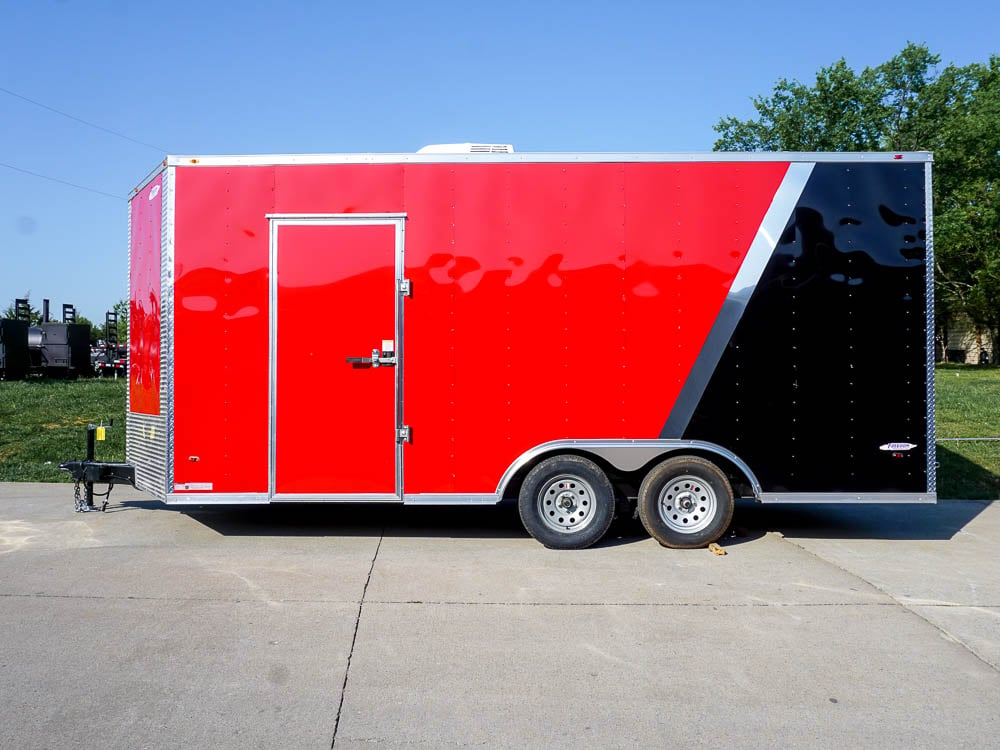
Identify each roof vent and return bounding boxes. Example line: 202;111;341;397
417;143;515;154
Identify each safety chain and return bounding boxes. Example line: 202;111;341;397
73;480;86;512
73;479;110;512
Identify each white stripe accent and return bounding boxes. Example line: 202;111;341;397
660;161;815;439
730;162;814;300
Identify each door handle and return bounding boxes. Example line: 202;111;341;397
346;346;396;368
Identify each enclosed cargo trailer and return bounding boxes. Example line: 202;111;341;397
117;150;934;549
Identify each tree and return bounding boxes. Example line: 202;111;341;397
112;298;128;344
713;43;945;152
932;58;1000;360
714;44;1000;361
1;293;42;325
87;300;128;345
74;315;102;344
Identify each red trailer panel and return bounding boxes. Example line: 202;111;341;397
171;166;271;494
128;173;162;416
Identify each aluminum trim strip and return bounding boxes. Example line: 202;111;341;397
759;493;936;504
268;215;277;498
165;493;270;505
271;493;401;503
661;162;814;438
265;213;407;221
924;160;937;493
131;161;167;195
268;214;406;500
164;166;176;496
403;494;500;505
127;414;168;497
168;153;933;167
395;216;405;497
495;439;762;499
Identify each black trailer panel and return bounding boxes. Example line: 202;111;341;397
683;162;931;497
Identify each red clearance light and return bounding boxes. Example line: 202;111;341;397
893;154;903;160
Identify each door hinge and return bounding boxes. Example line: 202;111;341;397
399;279;412;297
396;425;411;443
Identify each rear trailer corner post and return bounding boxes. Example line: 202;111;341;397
59;423;136;512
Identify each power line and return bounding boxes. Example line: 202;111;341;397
0;85;166;153
0;161;124;200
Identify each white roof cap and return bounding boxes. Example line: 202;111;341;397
416;143;515;154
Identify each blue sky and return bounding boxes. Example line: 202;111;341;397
1;0;997;323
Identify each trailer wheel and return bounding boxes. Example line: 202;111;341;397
637;456;734;549
518;455;615;550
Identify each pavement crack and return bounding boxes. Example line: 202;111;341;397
331;527;384;748
779;536;1000;674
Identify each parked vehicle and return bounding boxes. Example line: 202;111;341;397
93;344;127;378
65;148;936;549
3;300;89;379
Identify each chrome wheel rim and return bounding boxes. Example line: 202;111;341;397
658;474;716;534
537;474;597;534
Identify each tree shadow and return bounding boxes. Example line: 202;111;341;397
936;443;1000;500
734;498;991;541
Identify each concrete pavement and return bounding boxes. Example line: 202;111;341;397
0;483;997;748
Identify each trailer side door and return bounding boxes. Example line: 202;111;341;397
270;215;404;499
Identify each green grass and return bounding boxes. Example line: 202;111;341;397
935;364;1000;499
0;379;126;482
0;368;998;498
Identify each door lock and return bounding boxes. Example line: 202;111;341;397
346;342;396;368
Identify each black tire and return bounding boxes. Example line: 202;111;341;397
637;456;734;549
517;455;615;550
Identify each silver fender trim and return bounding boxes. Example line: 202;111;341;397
759;492;936;504
495;440;762;500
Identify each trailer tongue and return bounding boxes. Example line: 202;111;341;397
60;422;134;512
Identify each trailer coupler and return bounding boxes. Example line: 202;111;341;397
59;422;135;512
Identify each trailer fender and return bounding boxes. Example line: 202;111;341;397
496;440;762;501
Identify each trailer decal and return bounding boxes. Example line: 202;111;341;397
880;443;917;451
